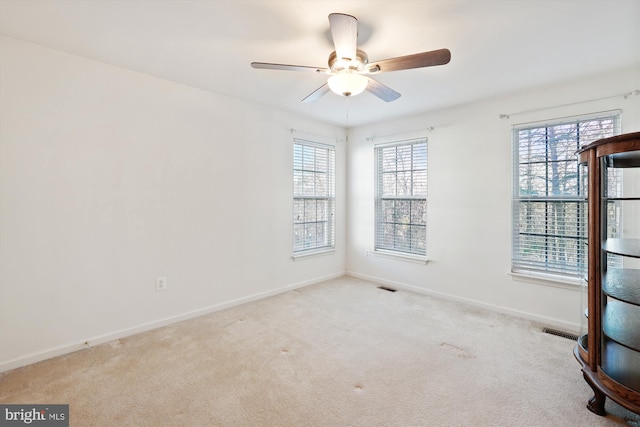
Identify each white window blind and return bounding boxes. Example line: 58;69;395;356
375;139;427;256
512;112;620;279
293;139;335;253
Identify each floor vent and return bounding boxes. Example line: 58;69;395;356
377;286;397;293
542;328;579;341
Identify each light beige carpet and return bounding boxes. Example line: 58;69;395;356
1;276;639;426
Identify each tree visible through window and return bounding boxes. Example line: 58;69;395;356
293;140;335;253
512;114;620;279
375;139;427;256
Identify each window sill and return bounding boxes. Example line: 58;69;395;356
372;249;428;264
292;248;336;261
509;271;586;291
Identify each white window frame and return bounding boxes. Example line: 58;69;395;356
292;139;335;255
511;112;620;283
374;138;428;258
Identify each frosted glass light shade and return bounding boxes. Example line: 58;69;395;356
328;72;368;97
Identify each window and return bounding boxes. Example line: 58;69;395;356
375;139;428;256
293;139;335;253
512;113;620;280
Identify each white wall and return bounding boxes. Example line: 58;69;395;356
0;36;346;371
346;67;640;332
2;33;638;373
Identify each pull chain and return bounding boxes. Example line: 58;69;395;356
345;95;350;128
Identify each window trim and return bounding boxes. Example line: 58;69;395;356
292;138;336;255
510;111;621;282
374;138;428;258
508;271;585;290
372;248;428;263
291;248;336;261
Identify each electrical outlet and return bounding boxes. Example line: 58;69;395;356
156;276;167;291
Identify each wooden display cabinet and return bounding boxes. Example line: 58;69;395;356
575;131;640;416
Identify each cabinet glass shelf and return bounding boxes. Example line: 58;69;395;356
603;239;640;258
602;300;640;350
603;269;640;306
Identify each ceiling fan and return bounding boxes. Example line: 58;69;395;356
251;13;451;103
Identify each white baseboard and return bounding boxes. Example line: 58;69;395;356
346;271;581;334
0;271;346;373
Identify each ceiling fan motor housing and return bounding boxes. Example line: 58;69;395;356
328;49;369;72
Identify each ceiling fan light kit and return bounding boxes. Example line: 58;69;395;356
251;13;451;103
328;71;368;97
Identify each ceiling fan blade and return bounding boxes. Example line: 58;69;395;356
301;83;330;103
366;77;401;102
368;48;451;73
251;62;328;73
328;13;358;61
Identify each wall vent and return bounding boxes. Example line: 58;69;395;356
377;286;397;293
542;327;579;341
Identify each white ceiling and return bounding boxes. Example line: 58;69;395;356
1;0;639;127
